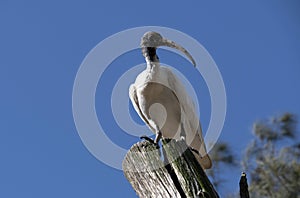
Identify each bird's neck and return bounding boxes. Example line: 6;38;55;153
146;59;160;71
143;47;160;71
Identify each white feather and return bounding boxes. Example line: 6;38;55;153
129;61;212;169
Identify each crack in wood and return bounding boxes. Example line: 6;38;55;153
123;139;219;198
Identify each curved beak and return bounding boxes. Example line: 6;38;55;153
161;38;196;67
141;32;196;67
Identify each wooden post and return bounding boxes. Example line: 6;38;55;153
123;139;219;198
239;172;250;198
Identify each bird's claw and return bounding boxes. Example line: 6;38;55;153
140;136;160;149
189;146;200;155
140;135;154;143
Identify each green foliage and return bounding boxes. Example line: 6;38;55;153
209;113;300;197
243;113;300;198
207;142;236;188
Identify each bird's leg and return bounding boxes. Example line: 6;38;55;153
154;130;162;144
180;123;186;141
140;130;162;148
180;123;199;155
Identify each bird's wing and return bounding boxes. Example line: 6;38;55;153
129;84;155;132
164;67;212;169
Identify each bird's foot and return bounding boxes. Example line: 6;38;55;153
197;189;209;197
189;147;200;155
140;135;155;144
140;136;160;149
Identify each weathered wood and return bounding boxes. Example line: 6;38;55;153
122;140;182;197
163;139;219;198
123;139;219;198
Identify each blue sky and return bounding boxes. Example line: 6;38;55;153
1;1;299;197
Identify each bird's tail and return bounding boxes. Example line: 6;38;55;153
192;152;212;169
189;125;212;169
182;117;212;169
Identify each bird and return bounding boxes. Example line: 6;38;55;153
129;31;212;169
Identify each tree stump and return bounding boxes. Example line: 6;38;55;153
123;139;219;198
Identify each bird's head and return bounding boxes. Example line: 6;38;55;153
140;31;196;66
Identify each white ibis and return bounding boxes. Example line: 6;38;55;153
129;31;212;169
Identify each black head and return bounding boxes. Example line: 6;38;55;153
142;47;159;62
140;31;196;66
